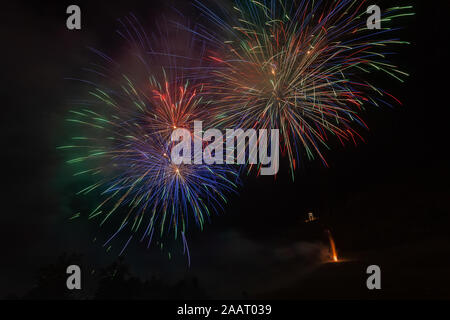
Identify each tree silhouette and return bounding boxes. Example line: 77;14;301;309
94;257;146;299
19;254;209;300
23;253;83;300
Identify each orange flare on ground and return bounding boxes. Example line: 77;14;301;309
327;230;338;262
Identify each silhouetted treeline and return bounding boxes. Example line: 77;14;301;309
8;253;208;300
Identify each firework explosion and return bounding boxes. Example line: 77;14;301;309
60;2;412;259
60;16;239;260
195;0;412;177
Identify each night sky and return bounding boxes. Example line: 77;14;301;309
2;0;450;299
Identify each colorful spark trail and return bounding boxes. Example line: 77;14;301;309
60;16;239;259
59;2;413;260
195;0;413;178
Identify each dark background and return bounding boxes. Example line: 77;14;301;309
1;0;450;299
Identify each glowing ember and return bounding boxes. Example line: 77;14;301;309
327;229;339;262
